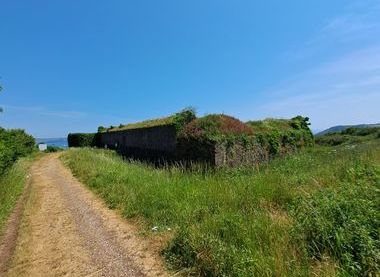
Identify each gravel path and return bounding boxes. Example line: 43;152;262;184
3;154;168;277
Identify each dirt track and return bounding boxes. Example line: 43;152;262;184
1;154;168;277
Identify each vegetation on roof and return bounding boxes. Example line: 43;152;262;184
97;111;314;155
246;116;311;133
178;114;253;142
100;108;196;133
246;116;314;154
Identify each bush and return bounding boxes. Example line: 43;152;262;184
315;134;349;146
171;107;197;132
98;126;107;133
291;163;380;276
67;133;100;147
316;127;380;146
0;128;35;174
45;146;64;153
247;116;314;154
179;114;252;142
342;127;380;136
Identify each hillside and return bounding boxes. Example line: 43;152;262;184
317;123;380;136
316;126;380;146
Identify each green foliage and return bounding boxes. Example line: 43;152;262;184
316;127;380;146
67;133;100;147
171;107;197;132
44;146;64;153
97;126;106;133
61;140;380;276
177;114;257;164
291;162;380;276
342;127;380;136
0;128;35;174
0;156;35;236
247;116;314;155
103;108;196;133
316;134;349;146
93;112;312;164
179;114;253;142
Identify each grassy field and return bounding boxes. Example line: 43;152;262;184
0;155;35;237
61;141;380;276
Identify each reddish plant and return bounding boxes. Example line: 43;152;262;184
180;114;252;140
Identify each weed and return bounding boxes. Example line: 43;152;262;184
0;155;35;236
61;141;380;276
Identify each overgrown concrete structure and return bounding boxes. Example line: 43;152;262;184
68;110;314;167
99;125;177;162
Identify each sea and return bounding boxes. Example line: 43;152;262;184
36;138;68;149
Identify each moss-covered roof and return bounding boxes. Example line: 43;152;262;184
246;116;311;134
247;119;294;133
106;116;175;132
102;108;196;133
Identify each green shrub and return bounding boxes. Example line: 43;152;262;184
0;156;34;236
98;126;107;133
0;128;35;174
342;127;380;136
247;116;314;154
171;108;197;132
316;127;380;146
67;133;100;147
44;146;64;153
291;163;380;276
315;134;349;146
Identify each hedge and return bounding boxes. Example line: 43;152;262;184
67;133;100;148
0;128;35;174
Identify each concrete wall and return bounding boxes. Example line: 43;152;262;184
175;139;270;167
98;125;177;161
214;142;268;167
98;126;273;167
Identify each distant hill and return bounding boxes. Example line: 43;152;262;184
36;138;68;148
316;123;380;136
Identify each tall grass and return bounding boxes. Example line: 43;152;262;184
0;155;35;236
61;142;380;276
291;160;379;276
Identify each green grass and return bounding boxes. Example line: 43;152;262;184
104;108;196;132
0;155;35;237
109;115;175;132
61;141;380;276
247;118;296;133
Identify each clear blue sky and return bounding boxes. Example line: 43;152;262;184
1;0;379;137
